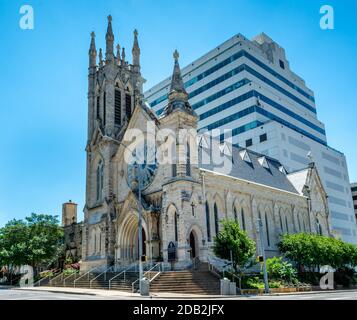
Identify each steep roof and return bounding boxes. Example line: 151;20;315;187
198;141;299;194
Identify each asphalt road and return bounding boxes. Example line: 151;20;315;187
1;288;357;300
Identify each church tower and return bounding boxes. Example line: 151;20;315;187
83;16;145;269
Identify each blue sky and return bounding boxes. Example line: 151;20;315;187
0;0;356;227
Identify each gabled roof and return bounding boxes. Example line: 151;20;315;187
286;168;309;196
199;140;299;194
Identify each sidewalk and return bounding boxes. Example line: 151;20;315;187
12;286;357;299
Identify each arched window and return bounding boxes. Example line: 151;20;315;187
265;212;270;247
297;214;301;232
96;160;104;201
316;218;323;235
174;212;178;242
285;215;289;234
279;210;284;232
233;206;238;223
186;142;191;177
241;208;246;231
214;203;219;235
205;202;211;241
94;232;97;254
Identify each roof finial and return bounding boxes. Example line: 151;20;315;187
89;31;97;68
116;44;121;65
173;49;179;61
105;15;114;63
132;29;140;68
163;50;196;117
121;47;126;65
99;48;103;67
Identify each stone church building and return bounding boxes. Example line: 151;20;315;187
66;17;331;271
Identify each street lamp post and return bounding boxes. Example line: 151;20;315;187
257;218;270;294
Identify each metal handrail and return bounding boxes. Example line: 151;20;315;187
35;270;61;287
73;266;100;288
108;263;137;290
131;262;161;293
49;271;64;286
63;271;79;286
89;266;113;288
193;257;201;270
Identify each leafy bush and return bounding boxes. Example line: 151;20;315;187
278;233;357;270
243;276;282;289
266;256;298;282
63;268;78;276
39;270;54;278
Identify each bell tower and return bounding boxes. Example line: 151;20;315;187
82;16;145;269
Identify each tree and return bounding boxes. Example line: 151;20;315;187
278;233;357;271
0;213;64;276
213;220;256;276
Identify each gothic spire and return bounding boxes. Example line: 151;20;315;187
105;15;114;63
132;29;140;68
89;31;97;68
121;47;126;65
164;50;196;117
170;50;186;94
116;44;121;65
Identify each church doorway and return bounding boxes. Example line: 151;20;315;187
189;231;196;259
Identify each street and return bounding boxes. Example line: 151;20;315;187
1;288;357;300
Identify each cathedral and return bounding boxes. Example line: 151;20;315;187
72;16;331;272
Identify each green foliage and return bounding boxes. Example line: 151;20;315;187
213;220;256;272
0;213;64;269
39;270;54;278
278;233;357;270
62;268;79;276
244;276;282;289
266;256;298;282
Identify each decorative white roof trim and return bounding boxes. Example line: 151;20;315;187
219;142;232;156
279;165;288;174
239;150;251;163
257;156;269;169
198;134;209;148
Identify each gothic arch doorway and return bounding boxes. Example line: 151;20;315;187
189;231;196;259
117;213;148;262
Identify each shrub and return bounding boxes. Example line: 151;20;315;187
266;256;298;282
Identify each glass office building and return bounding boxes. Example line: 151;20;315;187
145;33;357;244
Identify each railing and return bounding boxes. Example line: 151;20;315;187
35;270;61;287
73;267;100;288
89;266;113;289
131;262;162;293
193;257;201;270
108;263;137;290
63;272;79;286
49;271;64;286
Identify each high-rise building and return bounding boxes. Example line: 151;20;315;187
352;183;357;222
145;32;357;244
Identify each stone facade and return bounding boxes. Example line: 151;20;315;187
79;17;331;271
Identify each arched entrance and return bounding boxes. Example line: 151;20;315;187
189;231;196;259
117;214;148;262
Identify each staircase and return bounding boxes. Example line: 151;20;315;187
150;263;220;295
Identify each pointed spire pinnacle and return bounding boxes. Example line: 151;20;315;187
105;15;114;63
89;31;97;68
170;50;186;94
132;29;140;68
164;50;196;117
99;48;104;67
121;47;126;65
116;44;121;65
